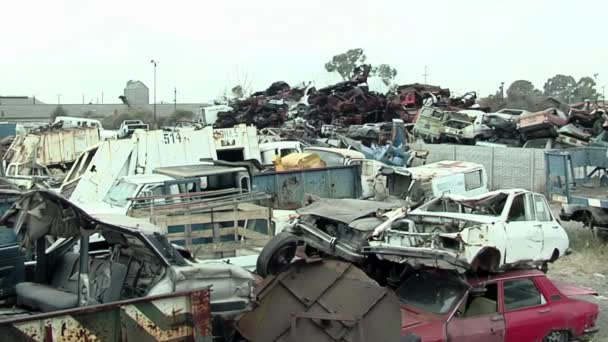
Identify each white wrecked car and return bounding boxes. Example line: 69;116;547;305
366;189;569;272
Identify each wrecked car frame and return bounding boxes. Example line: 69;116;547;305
369;189;569;272
0;190;256;328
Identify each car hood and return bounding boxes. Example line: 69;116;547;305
297;198;401;225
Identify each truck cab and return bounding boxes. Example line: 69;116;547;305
376;160;488;207
3;162;55;190
118;120;149;139
100;165;251;215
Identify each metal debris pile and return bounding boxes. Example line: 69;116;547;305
214;65;480;133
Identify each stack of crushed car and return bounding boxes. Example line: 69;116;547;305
248;176;599;341
214;65;481;135
412;96;608;148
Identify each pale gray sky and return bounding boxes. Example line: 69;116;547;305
2;0;607;104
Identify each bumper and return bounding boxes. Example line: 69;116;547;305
583;327;599;336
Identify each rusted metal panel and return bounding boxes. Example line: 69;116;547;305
236;259;400;341
252;165;362;209
4;127;100;168
0;288;212;342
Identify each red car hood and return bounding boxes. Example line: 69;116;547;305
552;280;598;297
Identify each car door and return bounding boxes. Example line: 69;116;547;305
503;277;556;342
533;194;565;259
504;193;543;263
447;282;505;342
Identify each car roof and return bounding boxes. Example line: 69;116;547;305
467;269;545;286
406;160;483;179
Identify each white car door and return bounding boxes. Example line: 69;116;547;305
533;194;566;259
504;193;543;264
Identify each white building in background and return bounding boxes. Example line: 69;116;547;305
124;80;149;105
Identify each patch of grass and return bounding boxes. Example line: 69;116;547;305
553;226;608;277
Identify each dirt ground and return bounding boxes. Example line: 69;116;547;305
548;216;608;342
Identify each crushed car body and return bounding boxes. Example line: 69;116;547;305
0;189;256;321
368;189;570;272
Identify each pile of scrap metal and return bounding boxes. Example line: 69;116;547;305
411;97;608;148
215;65;480;134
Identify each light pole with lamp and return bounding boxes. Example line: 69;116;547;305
150;59;158;128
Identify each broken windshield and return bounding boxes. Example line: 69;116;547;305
103;180;138;207
396;271;466;315
424;193;509;217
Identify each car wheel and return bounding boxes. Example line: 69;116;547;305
256;232;300;278
593;119;603;135
592;227;608;243
543;330;569;342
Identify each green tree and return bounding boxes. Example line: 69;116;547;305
231;85;245;98
325;48;367;80
503;80;542;109
572;76;598;102
506;80;541;98
50;105;67;122
543;74;576;102
372;64;398;86
479;91;507;111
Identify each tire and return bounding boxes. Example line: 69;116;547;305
593;119;603;136
584;212;608;243
256;232;300;278
593;227;608;243
543;330;569;342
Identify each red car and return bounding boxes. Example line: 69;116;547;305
399;269;598;342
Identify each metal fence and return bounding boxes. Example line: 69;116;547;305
411;143;546;193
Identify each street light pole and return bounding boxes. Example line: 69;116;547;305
150;59;158;128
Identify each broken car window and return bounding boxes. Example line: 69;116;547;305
396;271;466;315
504;278;546;311
507;194;527;222
103;180;138;207
457;283;498;318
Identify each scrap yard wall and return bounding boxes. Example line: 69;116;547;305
411;143;546;193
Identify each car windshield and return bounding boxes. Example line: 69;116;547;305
103;180;138;207
396;271;466;315
424;193;509;217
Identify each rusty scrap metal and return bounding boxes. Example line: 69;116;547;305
0;288;212;341
236;258;400;342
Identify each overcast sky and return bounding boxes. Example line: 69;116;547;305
2;0;607;104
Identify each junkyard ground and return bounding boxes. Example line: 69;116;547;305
549;211;608;342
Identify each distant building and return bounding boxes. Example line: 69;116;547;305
0;96;45;105
124;80;149;105
0;81;209;122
